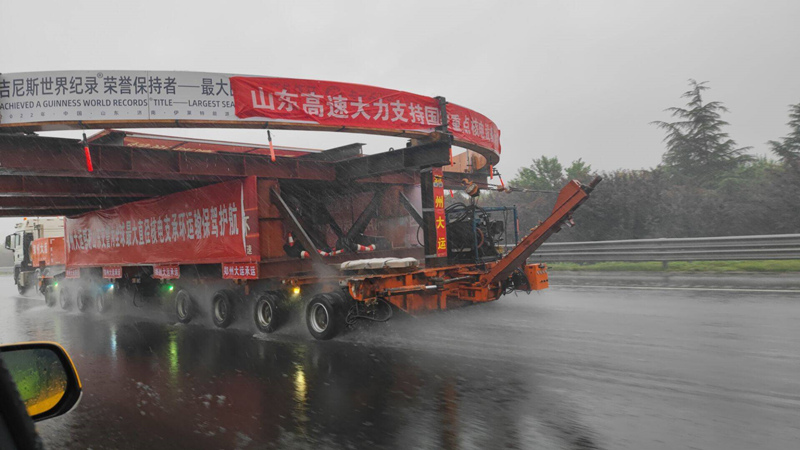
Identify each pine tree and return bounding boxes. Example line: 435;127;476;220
768;102;800;171
652;80;751;184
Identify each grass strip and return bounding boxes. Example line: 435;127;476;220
546;260;800;272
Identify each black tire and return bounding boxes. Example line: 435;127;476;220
59;288;71;310
96;291;110;314
44;286;57;307
175;289;193;324
211;290;235;329
254;293;282;333
76;289;91;312
17;281;30;296
34;269;42;296
306;293;344;340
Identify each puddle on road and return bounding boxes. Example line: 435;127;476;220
9;294;602;450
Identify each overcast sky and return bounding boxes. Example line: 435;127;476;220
1;0;799;237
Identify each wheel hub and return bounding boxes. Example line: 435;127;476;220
310;303;329;333
215;298;227;322
257;302;272;327
177;296;188;319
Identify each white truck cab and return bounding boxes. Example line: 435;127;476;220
4;218;65;294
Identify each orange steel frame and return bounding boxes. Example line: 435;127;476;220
293;177;600;315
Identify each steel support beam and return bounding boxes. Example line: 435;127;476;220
299;143;363;162
399;191;423;227
343;187;386;242
0;208;94;217
269;188;325;265
335;141;450;181
0;176;210;198
0;135;335;181
0;197;143;209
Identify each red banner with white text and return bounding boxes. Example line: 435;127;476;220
432;168;448;258
230;77;500;154
446;102;501;155
66;177;260;267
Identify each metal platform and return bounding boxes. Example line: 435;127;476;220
0;132;450;217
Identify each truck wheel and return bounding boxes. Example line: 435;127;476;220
254;293;282;333
76;289;91;312
96;291;110;314
59;289;71;310
44;286;57;307
211;290;235;329
175;290;194;324
17;281;30;296
306;293;343;340
34;269;42;296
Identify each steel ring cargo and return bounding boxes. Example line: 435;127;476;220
0;71;501;164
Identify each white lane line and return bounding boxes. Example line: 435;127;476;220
549;285;800;293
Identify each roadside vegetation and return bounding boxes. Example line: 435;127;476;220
489;80;800;242
548;260;800;273
484;80;800;272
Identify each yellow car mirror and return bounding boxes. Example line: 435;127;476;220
0;342;82;422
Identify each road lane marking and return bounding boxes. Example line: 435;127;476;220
549;285;800;293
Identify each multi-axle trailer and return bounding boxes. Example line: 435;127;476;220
0;71;600;340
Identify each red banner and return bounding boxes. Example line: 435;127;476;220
222;262;259;280
153;265;181;279
232;76;441;131
66;177;260;267
432;168;448;258
230;77;501;154
446;102;501;155
65;268;80;279
103;266;122;279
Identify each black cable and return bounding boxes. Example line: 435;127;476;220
345;299;393;325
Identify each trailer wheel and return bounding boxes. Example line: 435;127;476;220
76;289;91;312
175;290;194;324
306;293;344;340
211;290;235;329
44;286;57;307
96;291;111;314
254;293;282;333
59;288;71;310
17;280;30;296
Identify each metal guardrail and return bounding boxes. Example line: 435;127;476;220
526;234;800;263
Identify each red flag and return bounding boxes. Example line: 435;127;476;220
82;133;93;172
267;130;276;162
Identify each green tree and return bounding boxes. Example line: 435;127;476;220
565;158;592;182
513;155;564;190
768;102;800;171
652;80;752;185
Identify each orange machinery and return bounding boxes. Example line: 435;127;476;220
298;177;600;317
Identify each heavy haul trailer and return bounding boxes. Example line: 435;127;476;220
46;166;599;340
0;70;601;340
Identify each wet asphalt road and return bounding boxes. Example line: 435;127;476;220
1;274;799;450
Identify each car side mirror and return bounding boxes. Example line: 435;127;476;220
0;342;82;421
